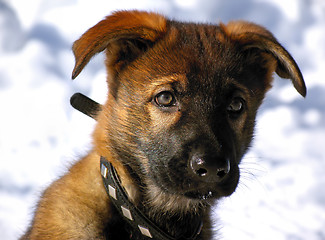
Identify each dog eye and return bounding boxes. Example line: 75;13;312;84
227;97;244;114
154;91;176;107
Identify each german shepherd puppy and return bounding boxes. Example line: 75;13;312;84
21;10;306;240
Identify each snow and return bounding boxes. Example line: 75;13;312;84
0;0;324;239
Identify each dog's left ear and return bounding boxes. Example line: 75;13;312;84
71;10;167;80
223;21;306;97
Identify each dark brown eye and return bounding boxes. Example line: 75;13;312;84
227;97;244;114
154;91;176;107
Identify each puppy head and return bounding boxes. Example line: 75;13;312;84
72;11;306;212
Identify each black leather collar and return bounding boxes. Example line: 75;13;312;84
70;92;203;240
70;92;102;119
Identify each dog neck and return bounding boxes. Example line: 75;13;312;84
100;156;203;240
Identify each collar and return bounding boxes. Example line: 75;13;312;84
70;92;203;240
70;92;102;119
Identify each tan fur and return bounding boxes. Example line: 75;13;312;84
21;11;305;240
22;152;111;239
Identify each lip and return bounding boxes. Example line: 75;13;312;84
184;190;219;200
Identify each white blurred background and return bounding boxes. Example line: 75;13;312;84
0;0;324;239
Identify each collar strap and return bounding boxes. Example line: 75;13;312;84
70;92;101;119
100;157;203;240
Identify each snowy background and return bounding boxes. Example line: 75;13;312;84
0;0;324;239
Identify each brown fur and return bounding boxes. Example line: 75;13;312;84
21;10;305;240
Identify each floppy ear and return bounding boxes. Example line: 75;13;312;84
223;21;306;97
71;10;167;79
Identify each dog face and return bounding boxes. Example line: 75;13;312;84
72;11;305;211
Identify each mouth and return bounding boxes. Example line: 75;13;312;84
155;175;234;201
184;191;214;200
184;189;221;201
157;181;221;201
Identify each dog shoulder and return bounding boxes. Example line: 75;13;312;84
21;152;112;239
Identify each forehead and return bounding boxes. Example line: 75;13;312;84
124;21;267;97
142;23;244;88
156;24;240;70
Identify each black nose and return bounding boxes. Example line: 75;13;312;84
190;155;230;183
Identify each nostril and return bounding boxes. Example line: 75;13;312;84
216;160;230;178
216;169;227;178
190;156;207;176
196;168;208;177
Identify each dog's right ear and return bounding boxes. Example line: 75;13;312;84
222;21;306;97
71;10;167;79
